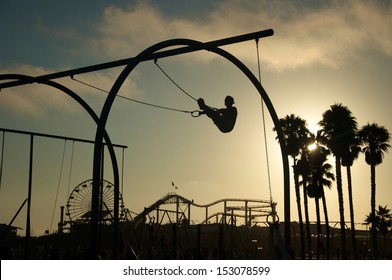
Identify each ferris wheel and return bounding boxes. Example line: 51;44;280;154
65;179;125;224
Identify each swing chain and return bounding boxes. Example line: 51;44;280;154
70;75;199;117
256;37;273;204
153;59;198;101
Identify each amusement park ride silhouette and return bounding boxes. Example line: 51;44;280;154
60;179;278;259
0;29;292;259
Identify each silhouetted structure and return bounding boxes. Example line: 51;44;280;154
197;96;238;133
0;29;294;258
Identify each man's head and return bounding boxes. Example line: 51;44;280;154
225;95;235;107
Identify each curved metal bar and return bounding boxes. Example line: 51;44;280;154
0;29;274;91
0;74;121;259
91;38;290;255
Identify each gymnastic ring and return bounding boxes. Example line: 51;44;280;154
266;212;280;225
191;110;204;117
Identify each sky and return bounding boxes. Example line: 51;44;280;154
0;0;391;236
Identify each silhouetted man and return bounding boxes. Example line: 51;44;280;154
197;95;237;133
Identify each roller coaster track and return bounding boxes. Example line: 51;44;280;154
132;193;274;225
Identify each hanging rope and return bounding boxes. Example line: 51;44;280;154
154;59;198;101
70;75;202;117
256;38;273;204
50;139;67;232
0;132;5;192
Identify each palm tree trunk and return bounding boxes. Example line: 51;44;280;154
335;156;347;259
321;191;330;259
315;197;322;260
370;164;378;259
346;165;358;259
293;163;305;259
302;179;312;259
383;234;387;257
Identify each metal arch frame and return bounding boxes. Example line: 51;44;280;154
0;74;122;259
0;29;291;258
91;38;291;256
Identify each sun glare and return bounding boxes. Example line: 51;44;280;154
308;122;319;135
308;142;317;151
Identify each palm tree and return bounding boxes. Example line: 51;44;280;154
307;144;334;259
297;132;319;259
274;114;310;259
319;103;357;259
297;150;312;259
358;123;391;259
341;136;361;259
377;205;392;256
364;212;380;258
364;205;392;258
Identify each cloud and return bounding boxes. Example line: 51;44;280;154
2;0;391;116
89;3;171;59
90;0;392;71
0;65;63;117
259;0;392;70
0;64;143;117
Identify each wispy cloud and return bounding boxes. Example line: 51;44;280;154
2;0;391;116
0;65;65;118
0;65;142;117
90;0;392;70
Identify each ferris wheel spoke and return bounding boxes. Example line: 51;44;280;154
78;184;92;203
65;179;124;224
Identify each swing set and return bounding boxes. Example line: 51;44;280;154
0;127;128;258
70;37;273;202
0;29;291;259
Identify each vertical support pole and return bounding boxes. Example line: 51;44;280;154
97;146;105;253
187;203;191;224
91;149;101;254
0;131;5;191
25;135;34;259
58;206;64;234
113;151;119;260
230;209;234;258
245;201;248;226
176;196;179;225
224;201;227;224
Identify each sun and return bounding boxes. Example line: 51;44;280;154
307;122;319;135
307;142;317;151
